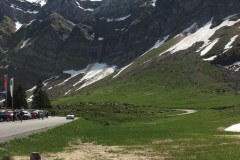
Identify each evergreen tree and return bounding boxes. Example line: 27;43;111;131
14;85;28;109
32;80;52;109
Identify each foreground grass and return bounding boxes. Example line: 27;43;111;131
1;106;240;159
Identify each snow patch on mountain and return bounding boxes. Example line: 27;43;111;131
224;35;239;52
113;63;133;79
159;18;240;56
27;95;33;102
101;14;131;22
15;22;23;31
113;35;169;78
115;14;131;21
223;13;239;21
151;0;158;7
43;76;59;86
18;0;48;7
57;68;87;86
11;4;39;14
11;4;24;12
225;61;240;72
200;38;219;56
64;89;72;96
140;35;169;59
67;20;76;26
98;37;104;41
181;23;198;35
149;36;169;52
203;55;217;61
26;86;36;92
74;63;116;90
56;63;116;90
21;38;32;48
75;1;94;11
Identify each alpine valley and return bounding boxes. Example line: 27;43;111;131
2;1;240;160
0;0;240;104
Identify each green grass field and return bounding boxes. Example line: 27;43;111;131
1;106;240;159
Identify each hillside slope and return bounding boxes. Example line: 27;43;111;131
53;16;240;108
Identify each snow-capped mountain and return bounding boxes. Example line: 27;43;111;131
1;0;240;98
18;0;47;7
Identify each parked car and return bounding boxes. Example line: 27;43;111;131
35;110;44;118
6;111;14;121
0;111;7;122
22;111;31;120
66;113;75;119
29;111;38;119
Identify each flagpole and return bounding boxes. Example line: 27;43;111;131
4;75;8;109
11;78;14;110
10;78;14;111
5;84;7;109
12;95;13;111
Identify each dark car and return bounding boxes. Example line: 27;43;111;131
29;111;38;119
6;111;14;121
0;111;8;122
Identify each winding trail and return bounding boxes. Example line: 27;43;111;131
169;109;197;116
144;109;197;125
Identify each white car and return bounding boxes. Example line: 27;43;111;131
66;113;75;119
23;111;32;119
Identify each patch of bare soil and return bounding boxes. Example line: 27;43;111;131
216;135;240;138
14;140;164;160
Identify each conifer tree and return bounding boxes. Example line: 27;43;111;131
32;80;52;109
14;84;28;109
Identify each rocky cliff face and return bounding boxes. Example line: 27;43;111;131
0;0;240;90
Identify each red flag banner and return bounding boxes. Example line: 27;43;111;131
4;75;8;91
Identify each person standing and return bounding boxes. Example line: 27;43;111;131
42;111;45;120
13;111;16;122
20;110;24;122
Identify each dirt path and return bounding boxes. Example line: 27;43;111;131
14;140;164;160
168;109;197;116
174;109;197;115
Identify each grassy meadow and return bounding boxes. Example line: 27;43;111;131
1;105;240;159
